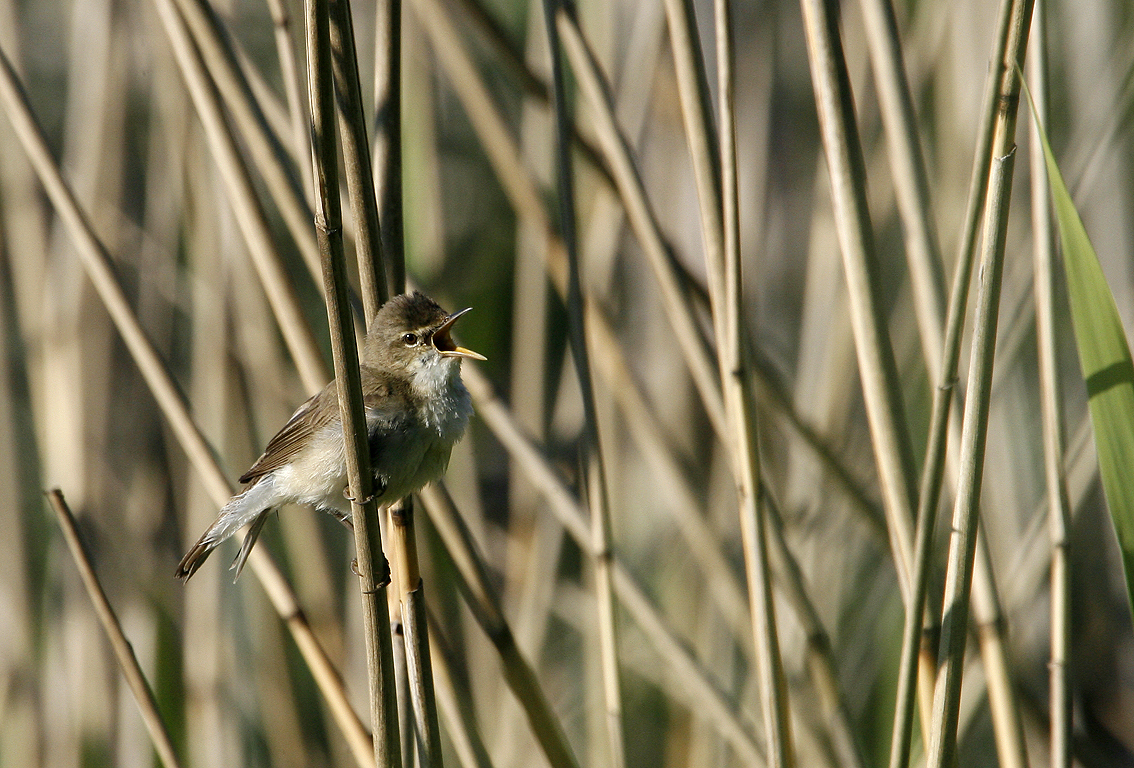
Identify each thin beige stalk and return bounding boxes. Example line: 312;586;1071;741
264;0;314;200
887;1;1021;765
715;0;792;763
857;0;947;375
461;368;762;763
542;4;626;765
763;494;865;768
372;0;404;292
328;0;389;322
151;0;329;394
362;1;445;752
1027;9;1072;766
927;147;1016;768
304;0;404;765
426;611;496;768
587;315;750;643
48;489;184;768
418;483;581;768
970;534;1029;768
164;0;321;278
409;6;868;759
0;48;376;768
557;11;726;441
926;2;1033;764
798;0;919;603
661;0;723;310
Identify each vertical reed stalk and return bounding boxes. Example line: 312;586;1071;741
715;0;793;764
165;0;322;277
1027;6;1072;765
542;3;626;766
152;0;330;393
418;483;582;768
373;0;404;292
856;0;946;373
461;369;762;763
556;11;726;442
926;2;1033;764
328;0;389;322
797;0;919;600
304;0;403;766
264;0;314;201
887;0;1022;763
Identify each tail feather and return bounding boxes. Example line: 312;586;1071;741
229;511;271;581
175;478;279;581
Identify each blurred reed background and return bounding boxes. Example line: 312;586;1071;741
1;0;1133;766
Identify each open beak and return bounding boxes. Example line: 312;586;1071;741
433;307;487;361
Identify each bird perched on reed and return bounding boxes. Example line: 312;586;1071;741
176;291;485;581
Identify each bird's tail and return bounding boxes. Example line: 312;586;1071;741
175;478;278;581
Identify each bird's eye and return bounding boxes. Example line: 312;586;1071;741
402;333;418;346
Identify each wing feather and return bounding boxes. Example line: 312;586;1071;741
238;383;337;484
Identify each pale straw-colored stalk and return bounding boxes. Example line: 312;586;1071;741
49;489;184;768
419;483;582;768
1027;7;1072;765
798;0;919;603
886;0;1021;763
264;0;315;199
541;4;626;765
715;0;793;763
556;10;726;441
462;367;762;762
925;0;1034;763
328;0;389;322
426;610;496;768
151;0;329;393
0;47;377;768
164;0;321;278
372;0;404;293
304;0;406;764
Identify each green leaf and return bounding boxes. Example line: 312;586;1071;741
1023;79;1134;620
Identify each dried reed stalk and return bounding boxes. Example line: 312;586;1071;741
304;0;403;765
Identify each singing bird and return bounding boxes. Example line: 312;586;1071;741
176;291;485;581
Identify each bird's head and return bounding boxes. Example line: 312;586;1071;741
363;292;485;390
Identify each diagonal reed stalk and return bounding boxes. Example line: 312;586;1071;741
419;483;581;768
410;6;871;760
165;0;321;279
462;366;763;762
0;44;378;768
151;0;329;393
556;10;726;443
48;489;184;768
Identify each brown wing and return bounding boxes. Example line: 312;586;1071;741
238;382;338;484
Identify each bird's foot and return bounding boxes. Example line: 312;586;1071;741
342;487;374;506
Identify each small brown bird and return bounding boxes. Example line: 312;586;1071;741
176;291;485;581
